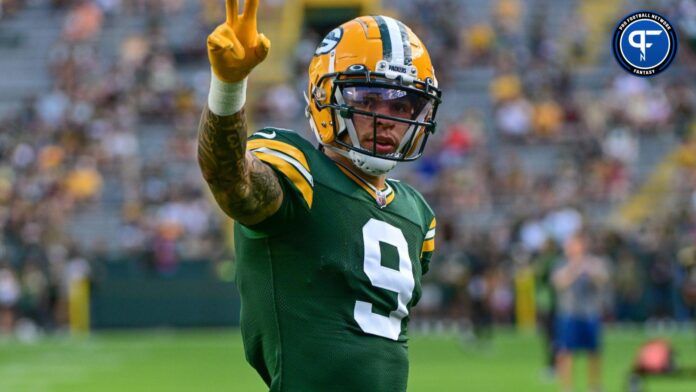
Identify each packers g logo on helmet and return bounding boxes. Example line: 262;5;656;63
315;27;343;55
305;16;442;176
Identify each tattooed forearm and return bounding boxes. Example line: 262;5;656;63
197;105;283;225
197;106;248;189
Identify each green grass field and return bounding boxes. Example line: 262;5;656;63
1;328;694;391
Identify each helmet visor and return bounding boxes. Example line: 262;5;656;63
340;85;432;122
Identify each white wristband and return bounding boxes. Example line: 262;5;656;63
208;72;247;116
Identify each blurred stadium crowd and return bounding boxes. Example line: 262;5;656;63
0;0;695;334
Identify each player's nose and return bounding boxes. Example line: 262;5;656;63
375;116;396;130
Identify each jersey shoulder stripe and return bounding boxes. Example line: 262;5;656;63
421;217;436;253
247;139;310;172
248;130;314;208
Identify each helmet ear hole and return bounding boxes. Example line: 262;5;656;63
347;64;367;73
312;86;327;102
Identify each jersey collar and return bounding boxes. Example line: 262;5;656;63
333;160;395;208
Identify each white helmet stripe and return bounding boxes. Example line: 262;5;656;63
374;16;393;62
375;15;411;67
396;20;412;66
381;16;405;66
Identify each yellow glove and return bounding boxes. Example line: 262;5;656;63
207;0;271;83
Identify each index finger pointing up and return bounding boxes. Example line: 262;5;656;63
243;0;259;21
225;0;238;25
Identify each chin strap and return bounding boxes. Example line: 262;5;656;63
326;145;397;176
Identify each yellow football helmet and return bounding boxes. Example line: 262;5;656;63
306;15;442;175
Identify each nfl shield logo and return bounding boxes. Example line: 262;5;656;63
375;191;387;208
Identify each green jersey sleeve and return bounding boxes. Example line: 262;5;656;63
420;216;436;274
394;180;437;275
242;129;314;235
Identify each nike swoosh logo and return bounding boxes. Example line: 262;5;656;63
254;131;276;139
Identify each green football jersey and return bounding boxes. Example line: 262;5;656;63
234;128;436;392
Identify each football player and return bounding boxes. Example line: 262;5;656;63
197;1;442;390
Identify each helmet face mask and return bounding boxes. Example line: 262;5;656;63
306;16;442;174
329;75;439;162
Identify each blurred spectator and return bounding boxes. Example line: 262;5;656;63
679;246;696;311
62;0;104;43
466;249;494;341
614;249;646;321
440;111;486;163
544;206;583;246
0;262;20;334
152;224;181;275
18;263;51;329
489;265;514;324
520;215;547;253
490;73;522;103
532;96;564;139
603;126;638;165
494;0;523;35
64;157;104;201
495;96;532;141
462;23;495;65
256;83;301;122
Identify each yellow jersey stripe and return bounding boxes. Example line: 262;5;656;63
336;164;373;194
253;151;313;208
421;238;435;252
247;139;310;172
429;218;437;229
386;190;395;204
251;147;313;186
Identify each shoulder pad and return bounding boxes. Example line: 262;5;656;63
248;129;314;208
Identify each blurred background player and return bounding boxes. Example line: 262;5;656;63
553;232;610;392
534;238;561;379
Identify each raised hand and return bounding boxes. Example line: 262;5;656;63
207;0;271;83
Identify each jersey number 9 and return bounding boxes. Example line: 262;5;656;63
354;219;415;340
